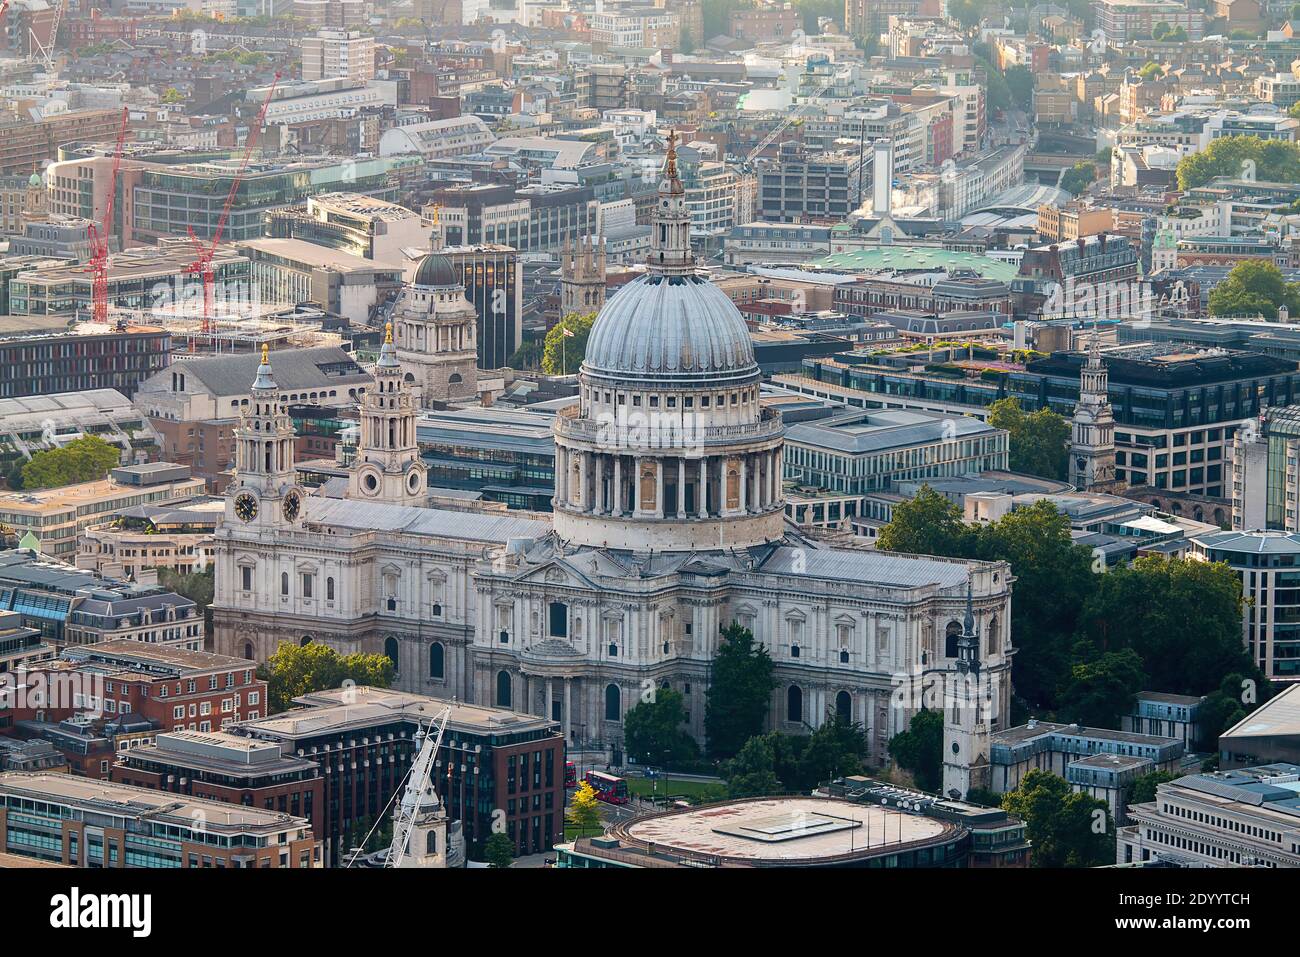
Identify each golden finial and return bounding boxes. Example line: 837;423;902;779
261;342;269;364
385;321;393;344
665;129;678;180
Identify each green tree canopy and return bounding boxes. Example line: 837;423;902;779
259;642;395;713
1059;161;1098;196
1005;65;1034;112
1057;645;1145;729
988;397;1070;481
623;687;699;769
541;311;595;376
157;567;214;640
21;435;121;490
1001;769;1113;867
722;734;783;798
1137;60;1163;80
1078;555;1251;697
1177;136;1300;192
483;831;514;868
887;708;943;792
875;483;973;556
1126;770;1175;808
705;622;776;759
1207;260;1300;319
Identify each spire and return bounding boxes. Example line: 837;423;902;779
963;578;976;637
378;321;400;370
663;129;680;191
649;129;693;275
252;342;276;391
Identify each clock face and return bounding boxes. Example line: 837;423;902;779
234;493;258;522
283;490;301;522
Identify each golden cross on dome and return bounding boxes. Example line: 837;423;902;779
385;321;393;344
261;342;269;364
665;129;678;179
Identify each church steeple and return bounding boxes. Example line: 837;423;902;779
1069;325;1118;491
349;322;428;504
650;130;694;277
942;575;992;801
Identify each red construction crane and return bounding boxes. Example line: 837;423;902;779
86;107;130;325
186;72;280;338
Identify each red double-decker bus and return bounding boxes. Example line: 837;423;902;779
584;770;629;805
565;761;577;786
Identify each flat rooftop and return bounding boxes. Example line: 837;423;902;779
0;772;308;833
614;797;955;865
242;686;558;740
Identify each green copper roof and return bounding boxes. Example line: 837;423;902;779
814;247;1020;284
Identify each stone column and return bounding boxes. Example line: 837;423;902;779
564;678;572;742
698;457;709;518
677;459;686;516
655;459;665;518
633;456;643;513
556;445;568;504
580;452;591;510
546;677;554;721
739;456;748;512
613;456;623;516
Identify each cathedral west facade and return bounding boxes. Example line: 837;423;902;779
212;138;1015;765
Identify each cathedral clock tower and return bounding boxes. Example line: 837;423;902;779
348;323;429;505
942;582;992;801
226;345;307;530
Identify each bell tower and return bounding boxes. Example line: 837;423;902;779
226;345;306;529
349;323;429;505
651;130;694;277
560;234;606;316
1069;327;1118;491
942;581;992;801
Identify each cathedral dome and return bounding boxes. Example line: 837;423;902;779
413;253;459;288
583;274;759;383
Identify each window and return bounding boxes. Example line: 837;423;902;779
429;643;445;680
281;572;289;597
426;831;437;855
836;691;851;723
496;670;512;708
549;602;568;638
326;577;335;601
787;685;803;723
384;636;399;672
302;574;313;599
241;567;252;591
604;684;621;722
945;621;961;658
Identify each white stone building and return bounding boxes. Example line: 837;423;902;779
211;138;1014;763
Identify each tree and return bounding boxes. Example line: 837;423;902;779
157;567;214;640
566;781;602;836
722;734;783;797
541;311;595;376
976;54;1011;113
1177;136;1300;192
1077;555;1251;697
1137;60;1163;80
1057;645;1145;729
1005;66;1033;112
1151;22;1170;40
160;87;184;104
1126;770;1174;808
1059;161;1097;196
1208;260;1300;319
971;500;1097;710
623;688;699;769
799;713;867;786
704;623;776;759
988;397;1069;481
21;435;121;489
1001;769;1112;867
1197;672;1271;749
948;0;984;29
483;832;514;868
887;708;943;792
507;338;543;369
875;483;972;557
259;642;395;713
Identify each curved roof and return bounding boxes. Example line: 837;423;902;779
413;253;459;288
582;273;760;383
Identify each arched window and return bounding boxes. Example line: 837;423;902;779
604;683;621;722
429;642;445;679
326;577;335;601
300;636;312;647
243;642;254;660
496;670;512;708
945;620;961;658
987;616;1000;656
432;602;442;618
836;690;852;724
787;685;803;723
426;831;438;856
281;572;289;596
384;636;399;672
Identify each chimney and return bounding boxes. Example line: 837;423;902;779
872;139;892;217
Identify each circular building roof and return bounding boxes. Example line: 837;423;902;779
413;253;459;288
582;273;759;384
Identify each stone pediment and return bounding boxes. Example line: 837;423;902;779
510;558;601;591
